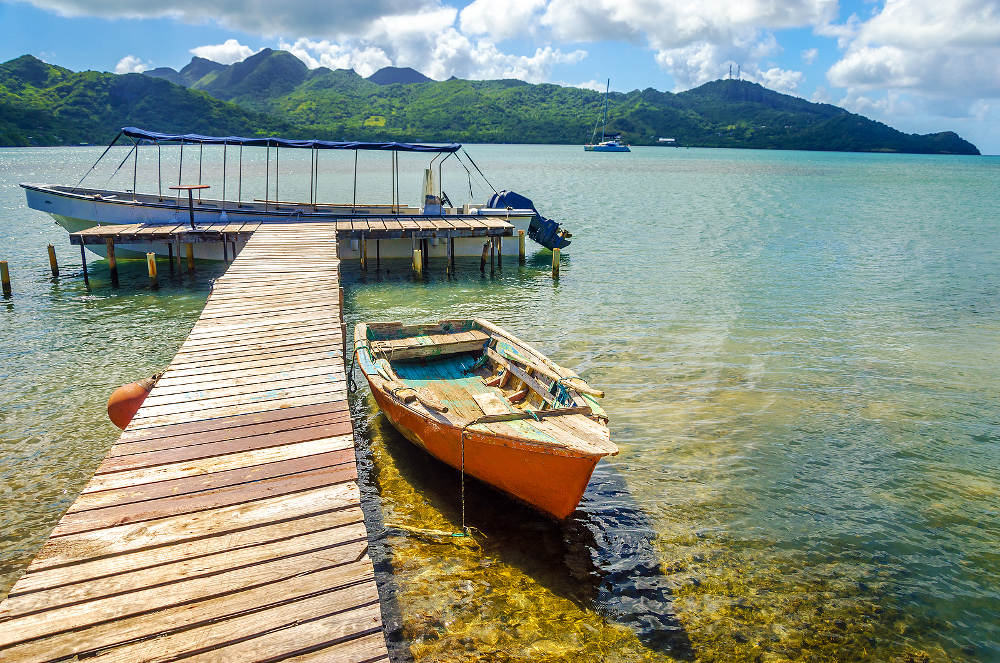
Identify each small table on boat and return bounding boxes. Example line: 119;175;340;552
169;184;211;230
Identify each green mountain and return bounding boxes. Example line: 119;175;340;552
0;55;295;145
368;66;432;85
0;52;980;155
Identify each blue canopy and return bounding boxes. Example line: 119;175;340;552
121;127;461;153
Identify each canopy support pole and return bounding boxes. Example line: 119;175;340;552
157;141;162;200
309;146;314;206
176;142;184;201
132;139;139;202
222;142;227;210
313;147;319;210
197;143;203;200
438;152;454;205
71;130;122;193
238;144;243;208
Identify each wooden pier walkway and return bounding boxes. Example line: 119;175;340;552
67;214;514;247
0;223;390;662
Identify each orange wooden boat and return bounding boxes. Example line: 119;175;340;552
354;318;617;520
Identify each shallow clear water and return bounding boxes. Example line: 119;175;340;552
1;145;998;662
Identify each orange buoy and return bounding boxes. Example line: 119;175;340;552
107;374;159;430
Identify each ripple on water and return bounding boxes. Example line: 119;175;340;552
2;146;999;662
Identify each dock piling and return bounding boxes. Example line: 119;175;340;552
413;248;423;277
222;236;229;263
446;235;454;276
47;244;59;278
146;252;158;287
105;238;118;286
167;242;174;271
480;241;489;273
185;243;194;271
360;234;368;272
552;247;560;279
490;237;495;277
518;230;525;264
80;245;90;288
496;237;502;272
0;260;10;298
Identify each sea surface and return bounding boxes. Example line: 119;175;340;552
0;144;997;662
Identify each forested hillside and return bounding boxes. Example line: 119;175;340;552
0;52;980;155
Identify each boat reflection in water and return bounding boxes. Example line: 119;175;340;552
354;399;693;660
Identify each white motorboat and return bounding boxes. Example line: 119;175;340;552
22;128;573;260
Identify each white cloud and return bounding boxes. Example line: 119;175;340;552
279;38;392;77
280;8;585;83
758;67;804;93
20;0;433;38
459;0;546;40
190;39;260;65
652;32;803;93
539;0;837;50
114;54;152;74
802;47;818;64
825;0;1000;151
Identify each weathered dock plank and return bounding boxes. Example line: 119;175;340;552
0;223;390;662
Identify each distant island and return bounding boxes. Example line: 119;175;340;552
0;51;980;155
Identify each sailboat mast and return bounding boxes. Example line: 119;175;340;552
601;78;609;142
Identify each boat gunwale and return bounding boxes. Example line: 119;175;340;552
354;320;617;459
21;183;537;222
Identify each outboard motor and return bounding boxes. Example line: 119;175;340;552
488;190;572;250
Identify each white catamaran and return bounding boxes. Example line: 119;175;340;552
584;80;631;153
22;127;573;261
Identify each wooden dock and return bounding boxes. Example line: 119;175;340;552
0;223;390;662
67;214;514;246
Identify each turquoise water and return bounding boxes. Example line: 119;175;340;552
1;145;998;661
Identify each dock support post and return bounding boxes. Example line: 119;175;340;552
446;235;454;276
175;237;182;271
167;242;174;271
146;252;158;287
490;237;495;277
480;241;489;273
185;243;194;271
80;245;90;288
47;244;59;278
518;230;525;264
496;237;502;272
412;248;423;277
105;238;118;287
339;286;346;360
552;247;560;279
360;234;367;272
222;236;229;263
0;260;10;298
376;240;380;270
423;239;429;269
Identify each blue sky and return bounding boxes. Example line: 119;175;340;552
2;0;998;153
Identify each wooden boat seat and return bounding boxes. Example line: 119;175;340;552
372;330;489;360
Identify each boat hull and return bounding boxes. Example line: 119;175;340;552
365;372;600;520
584;145;631;152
